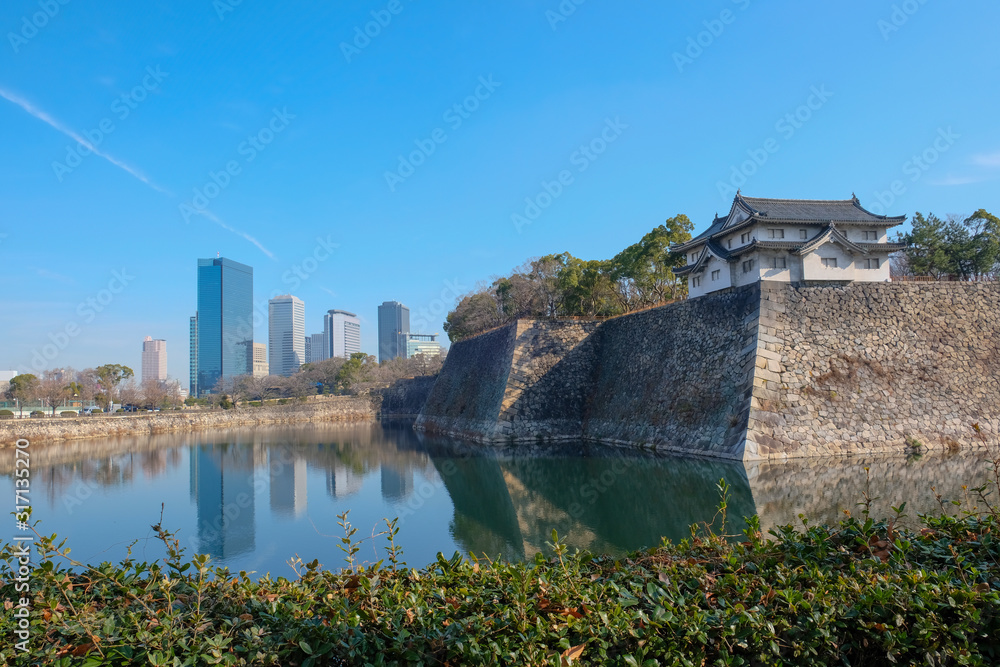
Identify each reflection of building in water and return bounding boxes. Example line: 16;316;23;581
326;466;364;499
269;453;308;517
380;463;413;502
189;444;256;559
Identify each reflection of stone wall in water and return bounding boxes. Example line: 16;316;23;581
418;282;1000;460
748;453;997;534
421;437;756;558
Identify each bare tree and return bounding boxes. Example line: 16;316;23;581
118;379;142;409
889;251;912;280
281;372;316;399
37;369;70;415
238;374;278;403
141;379;169;408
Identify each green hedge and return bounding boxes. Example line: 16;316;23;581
2;507;999;666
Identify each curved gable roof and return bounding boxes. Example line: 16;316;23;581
736;193;905;224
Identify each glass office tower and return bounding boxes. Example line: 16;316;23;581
377;301;409;362
195;257;253;395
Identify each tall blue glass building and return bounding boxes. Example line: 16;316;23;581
192;257;254;396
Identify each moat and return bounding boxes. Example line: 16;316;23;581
1;421;994;577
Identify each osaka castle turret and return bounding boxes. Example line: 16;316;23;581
671;192;908;298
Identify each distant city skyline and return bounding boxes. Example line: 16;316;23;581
1;3;996;380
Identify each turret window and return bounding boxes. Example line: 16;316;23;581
821;258;838;268
768;228;785;239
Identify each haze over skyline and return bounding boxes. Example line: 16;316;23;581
1;1;998;382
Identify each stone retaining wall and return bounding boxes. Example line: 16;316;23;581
0;397;375;447
746;281;1000;459
417;282;1000;460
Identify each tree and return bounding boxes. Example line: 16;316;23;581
558;258;618;316
444;291;506;342
76;368;100;405
118;379;142;409
65;380;84;405
336;353;377;394
95;364;135;412
609;215;693;310
281;372;317;399
141;379;169;408
37;369;71;415
299;358;347;394
948;209;1000;280
237;374;279;403
6;374;39;412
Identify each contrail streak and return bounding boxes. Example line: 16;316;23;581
193;209;276;260
2;86;276;260
0;86;171;194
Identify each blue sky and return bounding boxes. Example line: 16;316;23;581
1;0;998;382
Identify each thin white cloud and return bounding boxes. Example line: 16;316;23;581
0;86;171;194
972;152;1000;168
192;208;276;260
35;268;75;284
931;175;985;186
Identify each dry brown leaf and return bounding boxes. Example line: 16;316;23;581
71;643;96;657
561;643;586;665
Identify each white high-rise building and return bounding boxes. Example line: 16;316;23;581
142;337;167;383
268;295;305;377
325;310;361;359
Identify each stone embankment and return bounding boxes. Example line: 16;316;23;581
417;282;1000;460
0;397;375;447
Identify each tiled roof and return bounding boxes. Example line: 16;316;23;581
672;193;906;252
737;194;905;223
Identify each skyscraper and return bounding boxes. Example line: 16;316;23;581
141;336;167;383
308;332;327;363
268;295;305;377
192;257;254;396
252;343;268;377
189;315;198;397
325;310;361;359
377;301;409;362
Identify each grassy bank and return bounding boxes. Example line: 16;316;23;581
3;497;1000;667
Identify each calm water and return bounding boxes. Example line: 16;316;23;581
1;422;993;577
